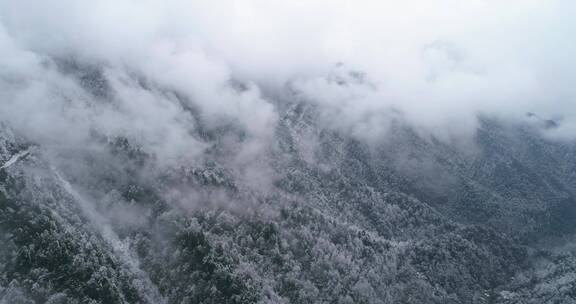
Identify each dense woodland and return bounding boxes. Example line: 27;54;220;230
1;66;576;304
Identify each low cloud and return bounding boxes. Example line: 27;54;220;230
0;0;574;167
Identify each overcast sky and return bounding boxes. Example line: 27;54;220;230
0;0;574;160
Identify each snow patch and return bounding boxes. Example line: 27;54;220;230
0;149;29;169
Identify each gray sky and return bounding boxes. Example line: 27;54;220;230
0;0;574;160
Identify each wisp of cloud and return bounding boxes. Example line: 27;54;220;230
0;0;574;163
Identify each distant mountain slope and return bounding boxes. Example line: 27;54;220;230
1;69;576;303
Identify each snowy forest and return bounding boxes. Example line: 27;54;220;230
1;1;576;303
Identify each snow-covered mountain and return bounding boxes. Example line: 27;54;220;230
2;1;576;302
1;62;576;304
